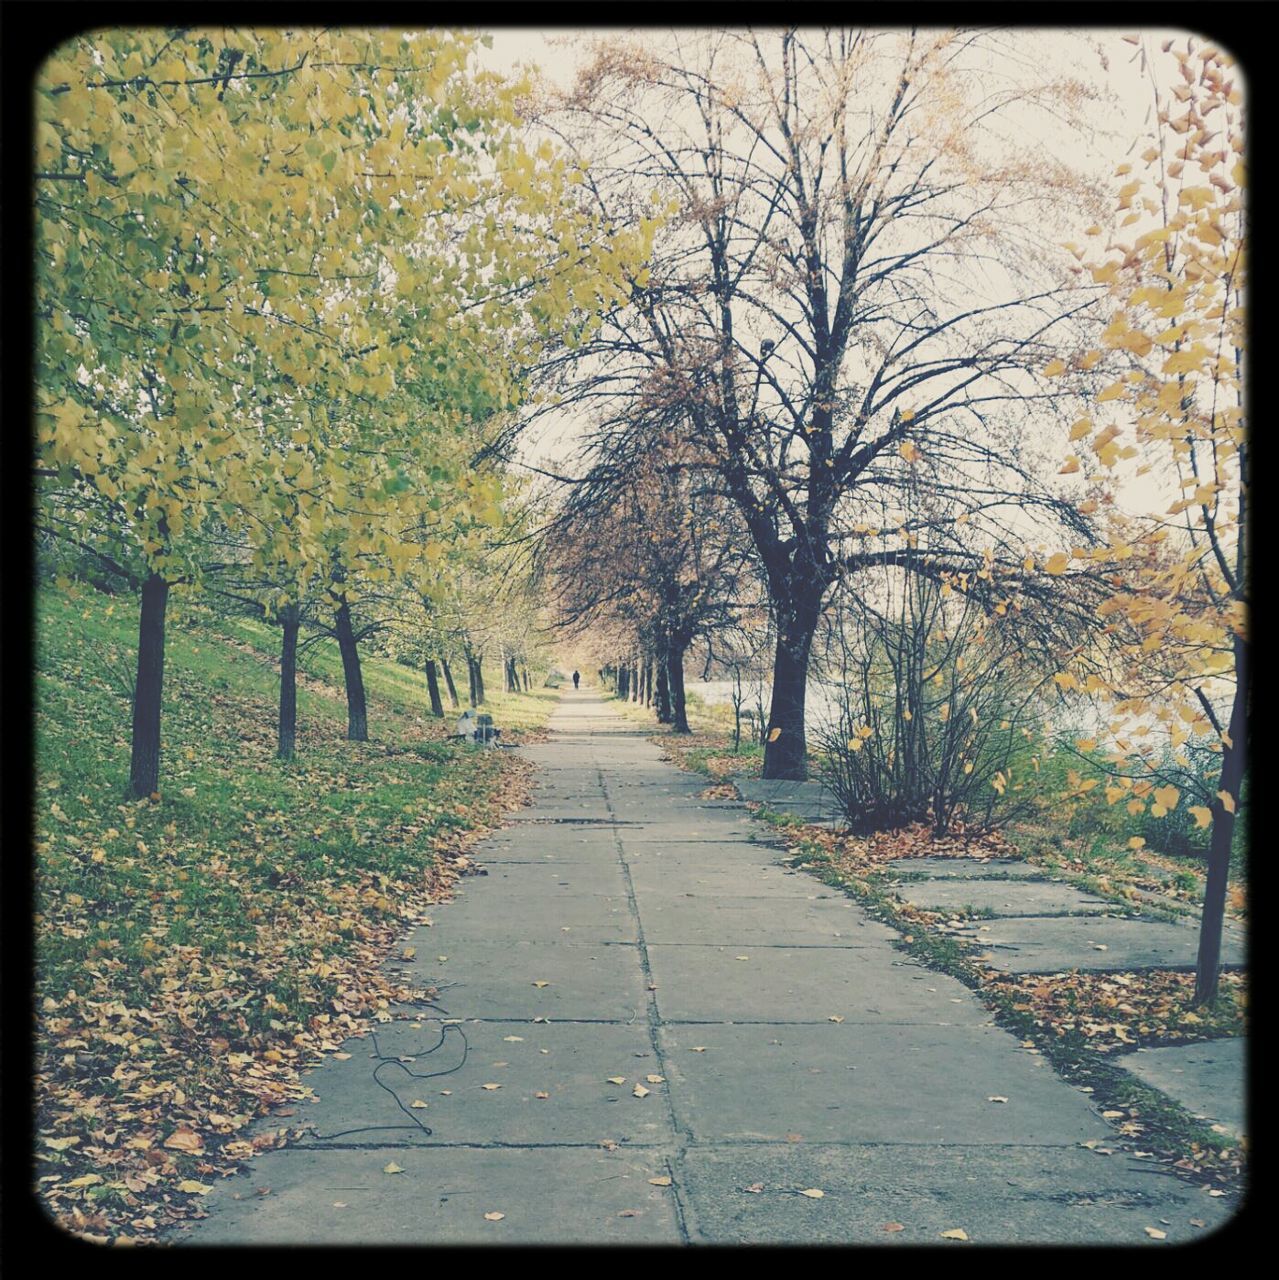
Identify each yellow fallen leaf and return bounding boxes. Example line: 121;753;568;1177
607;1077;626;1085
163;1128;204;1154
66;1174;104;1188
646;1074;665;1084
649;1176;673;1186
481;1083;501;1091
941;1228;969;1240
534;1091;550;1100
410;1100;428;1109
800;1188;824;1198
633;1084;651;1098
532;981;550;988
1144;1226;1167;1239
383;1162;404;1174
177;1180;213;1194
828;1015;844;1023
484;1212;505;1222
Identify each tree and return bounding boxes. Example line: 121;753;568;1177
538;28;1107;777
35;28;649;791
1048;35;1246;1005
549;422;760;733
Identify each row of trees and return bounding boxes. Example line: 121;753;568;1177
534;30;1245;1005
35;28;651;790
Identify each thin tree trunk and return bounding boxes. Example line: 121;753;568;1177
1194;636;1248;1005
424;658;445;718
467;655;478;707
129;572;169;797
669;642;691;733
762;597;821;780
654;645;672;724
474;655;486;705
278;602;300;760
618;662;629;700
441;658;460;709
521;666;530;692
334;597;368;741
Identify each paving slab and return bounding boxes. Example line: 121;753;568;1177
646;944;994;1025
411;894;635;945
638;895;872;947
399;940;647;1021
675;1144;1238;1244
890;877;1117;917
735;778;841;821
967;915;1246;973
885;857;1046;880
1116;1038;1247;1140
189;1146;682;1245
293;1018;675;1147
658;1022;1094;1145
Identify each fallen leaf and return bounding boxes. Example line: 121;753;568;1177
383;1162;404;1175
691;1047;707;1053
163;1128;204;1155
532;981;550;988
484;1212;505;1222
633;1084;651;1098
177;1180;213;1195
987;1096;1009;1104
481;1083;501;1091
503;1036;524;1043
940;1228;969;1240
883;1223;905;1233
649;1176;673;1187
828;1015;845;1023
410;1100;428;1109
66;1174;104;1188
744;1183;764;1194
333;1203;348;1209
1144;1227;1167;1240
534;1092;549;1100
607;1076;626;1085
645;1074;665;1084
799;1188;824;1199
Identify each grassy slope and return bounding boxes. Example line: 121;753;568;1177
34;582;555;1243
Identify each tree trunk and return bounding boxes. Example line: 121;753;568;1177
762;597;822;780
631;659;640;702
278;602;300;760
618;662;629;700
334;597;368;741
441;658;460;709
521;666;530;692
129;572;169;797
1194;636;1248;1005
467;656;478;707
424;659;445;718
474;655;486;705
668;641;690;734
654;647;672;724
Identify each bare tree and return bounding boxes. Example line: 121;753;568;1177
534;28;1109;777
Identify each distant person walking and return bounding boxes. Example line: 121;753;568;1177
572;670;580;689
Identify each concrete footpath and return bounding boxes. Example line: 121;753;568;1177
182;690;1237;1245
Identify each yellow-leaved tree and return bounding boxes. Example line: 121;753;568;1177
1049;35;1245;1004
35;28;651;792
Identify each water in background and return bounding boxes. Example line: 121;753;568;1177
691;679;844;734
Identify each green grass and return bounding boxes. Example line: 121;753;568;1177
34;578;558;1241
